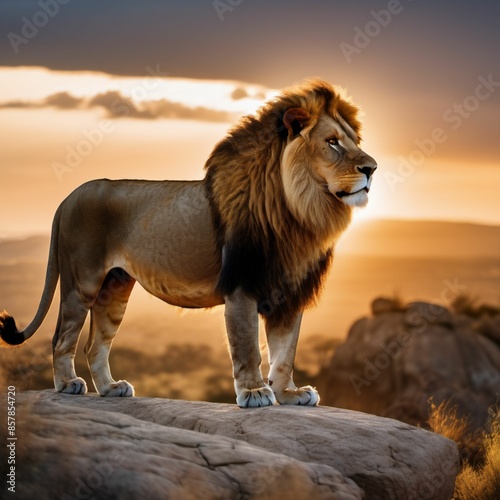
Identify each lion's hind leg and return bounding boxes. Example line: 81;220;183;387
85;269;136;397
52;292;90;395
265;313;320;406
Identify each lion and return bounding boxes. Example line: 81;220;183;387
0;79;376;407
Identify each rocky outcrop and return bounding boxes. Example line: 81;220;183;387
9;395;360;500
317;298;500;431
4;390;459;500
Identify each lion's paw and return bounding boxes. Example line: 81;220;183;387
100;380;135;397
59;377;88;395
236;386;276;408
276;385;320;406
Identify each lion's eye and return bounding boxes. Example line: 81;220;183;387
327;138;339;147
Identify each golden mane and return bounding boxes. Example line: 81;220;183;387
204;79;362;326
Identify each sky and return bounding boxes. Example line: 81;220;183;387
0;0;499;237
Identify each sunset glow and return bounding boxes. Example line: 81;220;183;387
1;63;498;238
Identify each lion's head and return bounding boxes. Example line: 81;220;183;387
276;81;376;234
281;106;376;211
204;79;377;326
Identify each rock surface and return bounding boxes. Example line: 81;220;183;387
6;390;460;500
317;298;500;431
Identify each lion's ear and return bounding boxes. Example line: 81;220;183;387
283;108;310;137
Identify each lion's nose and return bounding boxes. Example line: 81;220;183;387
357;165;377;179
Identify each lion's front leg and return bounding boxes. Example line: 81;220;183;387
224;288;276;408
265;312;320;406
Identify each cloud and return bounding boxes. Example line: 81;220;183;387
231;86;266;102
0;90;235;122
88;91;155;119
45;92;83;109
0;100;37;109
231;87;249;100
0;91;82;110
88;91;234;122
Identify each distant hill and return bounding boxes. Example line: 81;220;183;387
1;219;499;262
0;235;50;263
337;219;500;259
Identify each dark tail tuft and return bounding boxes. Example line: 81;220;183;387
0;311;25;347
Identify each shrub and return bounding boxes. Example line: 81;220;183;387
452;295;500;319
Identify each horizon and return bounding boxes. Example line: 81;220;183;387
3;217;499;265
3;216;500;242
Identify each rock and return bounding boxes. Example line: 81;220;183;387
477;314;500;345
14;390;459;500
5;392;362;500
317;300;500;431
404;301;455;328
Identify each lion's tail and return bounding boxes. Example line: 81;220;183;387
0;209;60;348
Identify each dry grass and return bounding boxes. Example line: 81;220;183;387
428;400;484;465
428;401;500;499
453;409;500;499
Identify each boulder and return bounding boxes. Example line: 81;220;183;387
317;299;500;431
404;301;455;328
9;390;459;500
478;314;500;345
4;392;362;500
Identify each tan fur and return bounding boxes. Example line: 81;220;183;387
0;79;376;407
